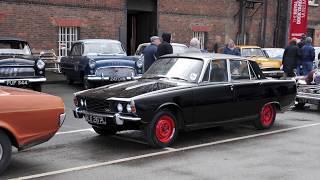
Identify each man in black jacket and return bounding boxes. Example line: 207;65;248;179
156;32;173;58
282;39;299;78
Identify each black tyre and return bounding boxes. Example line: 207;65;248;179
83;79;94;89
295;102;306;109
92;126;117;136
254;104;276;130
32;84;42;92
145;110;178;148
0;130;12;174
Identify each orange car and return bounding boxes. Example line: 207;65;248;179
0;86;65;174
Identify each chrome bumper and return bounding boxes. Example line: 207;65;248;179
296;93;320;104
0;77;47;84
85;75;142;81
73;108;141;125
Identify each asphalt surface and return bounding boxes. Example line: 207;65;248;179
1;83;320;180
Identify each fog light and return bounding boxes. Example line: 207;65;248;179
39;71;43;74
117;103;123;112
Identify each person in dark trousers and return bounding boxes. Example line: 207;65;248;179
142;36;161;72
296;34;306;75
223;40;240;56
301;37;315;75
282;39;299;78
156;32;173;58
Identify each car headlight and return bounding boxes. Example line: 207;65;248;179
136;58;143;69
36;59;45;69
89;59;96;69
117;103;123;112
126;101;136;113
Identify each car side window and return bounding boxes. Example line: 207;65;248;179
210;59;228;82
202;64;210;82
71;43;82;56
230;60;250;80
249;61;265;79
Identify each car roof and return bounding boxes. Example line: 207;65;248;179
0;37;28;42
161;53;251;61
76;39;121;44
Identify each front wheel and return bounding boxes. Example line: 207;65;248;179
254;104;276;130
0;130;12;174
32;84;42;92
92;126;117;136
145;110;178;148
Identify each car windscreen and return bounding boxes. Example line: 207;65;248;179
83;42;125;55
143;57;204;83
0;40;32;55
264;49;284;59
173;45;188;54
242;48;265;57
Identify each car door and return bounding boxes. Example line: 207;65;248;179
229;59;263;119
192;59;235;126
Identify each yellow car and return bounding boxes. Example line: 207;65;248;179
237;46;283;78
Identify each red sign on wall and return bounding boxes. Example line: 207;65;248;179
289;0;309;40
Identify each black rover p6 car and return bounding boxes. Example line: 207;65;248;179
0;37;46;91
73;53;296;148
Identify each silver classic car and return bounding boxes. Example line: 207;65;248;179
0;37;46;91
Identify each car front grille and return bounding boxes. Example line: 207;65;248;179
85;97;113;114
0;67;35;77
95;67;136;77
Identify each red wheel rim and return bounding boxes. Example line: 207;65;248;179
260;104;275;127
155;115;175;143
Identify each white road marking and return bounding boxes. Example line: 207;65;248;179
10;122;320;180
111;135;148;145
56;128;93;135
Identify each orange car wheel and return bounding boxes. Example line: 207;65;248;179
0;130;12;174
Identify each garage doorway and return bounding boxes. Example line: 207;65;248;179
127;0;157;55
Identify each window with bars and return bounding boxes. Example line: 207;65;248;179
58;27;79;57
309;0;319;6
192;31;206;50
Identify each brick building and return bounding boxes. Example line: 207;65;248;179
0;0;319;56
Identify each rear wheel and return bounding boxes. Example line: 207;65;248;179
145;110;178;148
92;126;117;136
0;130;12;174
254;104;276;130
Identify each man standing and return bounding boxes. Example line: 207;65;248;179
223;40;240;56
156;32;173;58
282;39;299;78
296;34;306;75
143;36;161;71
186;38;202;53
301;37;315;75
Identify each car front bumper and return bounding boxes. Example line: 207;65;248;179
296;93;320;105
84;75;142;82
73;108;141;125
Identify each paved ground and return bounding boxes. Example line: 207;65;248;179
2;83;320;180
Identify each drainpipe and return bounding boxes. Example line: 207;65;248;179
239;0;247;45
261;0;268;47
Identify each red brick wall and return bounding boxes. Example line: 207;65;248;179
0;1;125;52
308;4;320;46
158;0;278;48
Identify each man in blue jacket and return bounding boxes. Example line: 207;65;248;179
143;36;161;72
301;37;315;75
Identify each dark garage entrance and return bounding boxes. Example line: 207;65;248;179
127;0;157;55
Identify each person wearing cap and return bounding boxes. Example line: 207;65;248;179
143;36;161;72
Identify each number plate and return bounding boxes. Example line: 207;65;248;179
85;114;107;125
5;80;29;86
110;77;127;81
